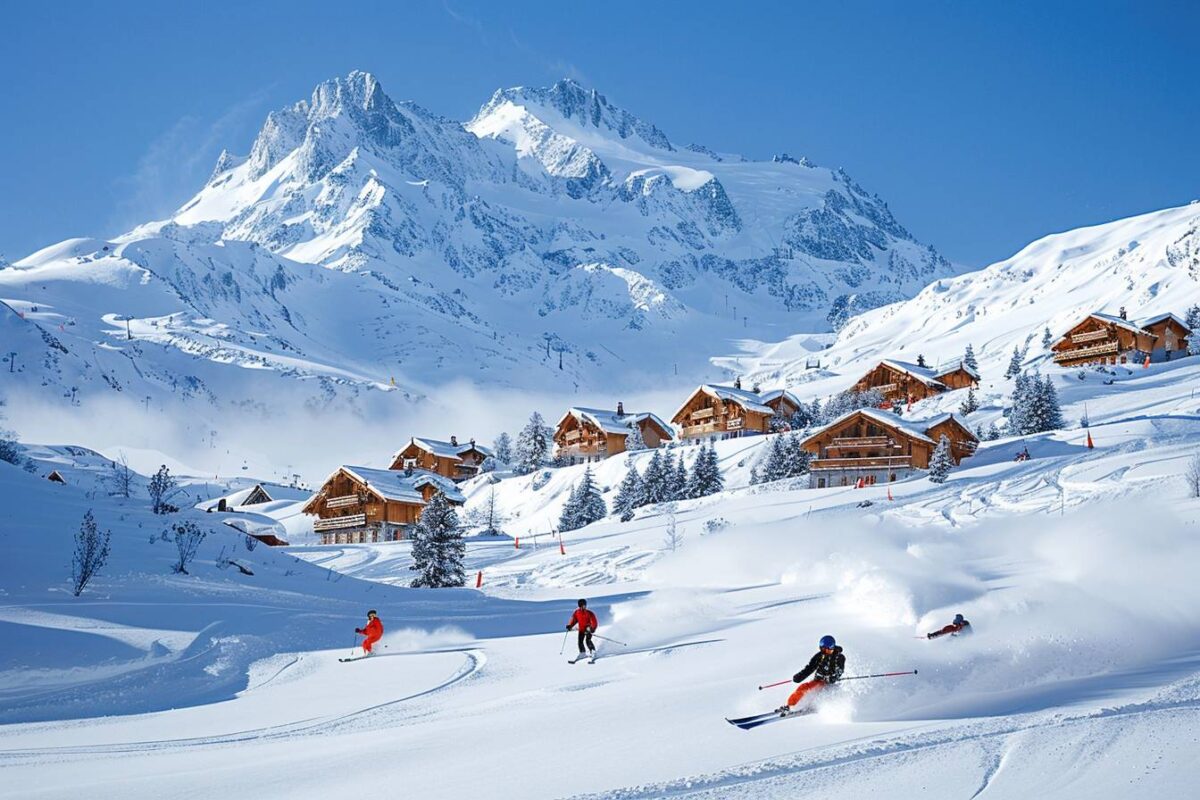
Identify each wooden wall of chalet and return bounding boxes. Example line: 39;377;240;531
853;364;942;403
800;414;935;469
923;418;978;464
555;415;607;457
1144;318;1190;356
936;367;977;391
1053;318;1156;365
674;391;770;438
307;470;425;526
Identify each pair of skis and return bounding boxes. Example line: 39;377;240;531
726;707;815;730
568;653;598;664
339;653;373;663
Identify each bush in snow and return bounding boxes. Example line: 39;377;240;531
687;444;725;497
928;435;953;484
1185;453;1200;499
530;469;553;492
243;534;258;552
105;452;135;498
959;386;980;415
559;467;607;531
703;517;730;534
514;413;552;475
492;432;513;465
613;466;643;522
409;491;466;588
623;422;647;452
148;465;181;514
663;512;683;552
71;510;111;596
962;343;978;373
466;483;508;536
167;520;206;574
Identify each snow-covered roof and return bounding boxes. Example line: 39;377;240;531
339;466;465;504
922;412;978;439
674;384;775;419
1137;312;1191;331
877;360;947;389
803;407;937;446
401;437;493;461
560;407;674;439
758;388;802;407
1088;312;1149;336
936;361;980;380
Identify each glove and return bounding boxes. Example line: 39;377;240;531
586;627;595;634
793;672;803;683
566;624;572;630
355;628;363;634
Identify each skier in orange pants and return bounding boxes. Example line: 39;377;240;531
779;635;845;713
355;609;383;655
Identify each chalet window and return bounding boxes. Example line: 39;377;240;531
889;473;896;482
817;478;826;488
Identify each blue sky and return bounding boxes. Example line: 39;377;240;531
1;0;1196;267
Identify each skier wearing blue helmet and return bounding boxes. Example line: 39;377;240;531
927;613;972;639
778;635;845;713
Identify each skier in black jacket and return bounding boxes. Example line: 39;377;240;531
778;635;845;713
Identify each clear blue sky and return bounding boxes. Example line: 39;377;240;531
1;1;1196;267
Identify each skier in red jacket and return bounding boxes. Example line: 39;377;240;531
355;609;384;655
566;599;598;663
927;613;971;639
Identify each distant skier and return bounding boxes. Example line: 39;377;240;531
355;609;384;655
566;599;598;663
778;635;845;713
927;613;971;639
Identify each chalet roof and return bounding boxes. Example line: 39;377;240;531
1088;312;1150;336
561;407;674;438
923;412;980;440
672;384;775;422
936;361;980;380
401;437;493;461
877;359;947;389
339;466;466;504
758;388;802;407
1137;312;1191;332
803;407;936;447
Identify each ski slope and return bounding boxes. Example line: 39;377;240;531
1;350;1198;798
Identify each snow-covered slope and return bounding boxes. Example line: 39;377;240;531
0;72;950;442
739;201;1200;393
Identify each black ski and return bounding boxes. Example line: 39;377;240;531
728;708;816;730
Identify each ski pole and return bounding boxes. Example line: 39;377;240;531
838;670;918;681
590;633;627;646
758;679;792;690
559;630;569;656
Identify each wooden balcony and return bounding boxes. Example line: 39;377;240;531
871;383;899;394
313;513;367;532
1071;329;1109;344
1054;340;1118;363
811;456;913;471
325;494;360;510
689;407;715;421
828;436;895;449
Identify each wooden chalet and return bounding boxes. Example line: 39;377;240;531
1052;308;1192;367
851;359;979;405
553;403;674;464
388;436;492;482
302;466;465;545
672;380;802;443
799;409;978;488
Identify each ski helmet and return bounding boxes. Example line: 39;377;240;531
367;609;377;617
819;635;836;649
953;613;964;624
578;599;588;608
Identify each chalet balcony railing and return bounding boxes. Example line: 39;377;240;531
325;494;360;510
313;513;367;531
564;430;581;442
690;407;715;421
1054;340;1118;363
829;436;894;448
872;383;899;394
1071;330;1109;344
811;456;913;471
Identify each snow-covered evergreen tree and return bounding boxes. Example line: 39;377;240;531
492;432;513;465
986;421;1001;440
560;467;606;531
640;450;668;505
1007;373;1064;435
962;343;978;373
928;435;953;484
959;386;979;415
1034;374;1065;431
758;436;788;482
1186;305;1200;355
410;491;466;588
783;433;812;477
623;421;647;452
687;444;724;497
668;452;689;500
1006;373;1032;435
1041;327;1053;349
1004;345;1024;379
514;412;552;475
613;467;643;522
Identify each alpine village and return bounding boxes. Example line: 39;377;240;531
295;307;1195;545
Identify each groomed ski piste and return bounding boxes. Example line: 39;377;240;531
2;346;1199;799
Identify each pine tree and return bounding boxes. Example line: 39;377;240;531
1035;374;1065;431
809;398;822;425
668;452;689;500
1186;305;1200;355
1006;373;1032;434
640;450;667;505
492;432;513;465
783;433;812;477
963;343;979;373
1041;327;1053;349
560;467;606;531
986;421;1001;440
959;385;979;415
514;412;552;475
1004;345;1023;379
614;467;643;522
687;444;724;497
623;422;647;452
409;492;466;588
928;435;953;484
